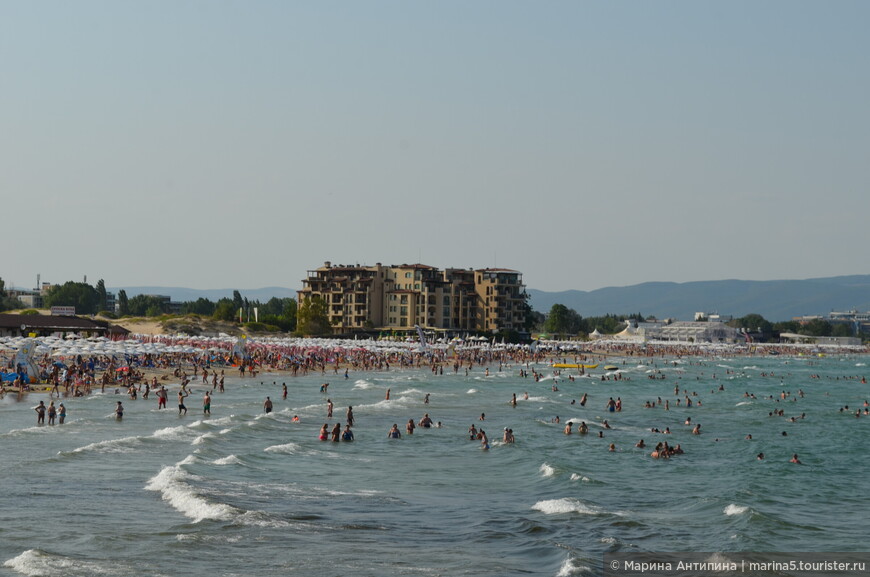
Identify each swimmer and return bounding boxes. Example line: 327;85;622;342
388;424;402;439
264;397;273;414
564;422;573;435
790;453;802;464
115;401;124;420
319;424;329;441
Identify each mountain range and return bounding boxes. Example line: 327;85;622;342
112;275;870;322
526;275;870;321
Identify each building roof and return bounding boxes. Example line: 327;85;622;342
0;313;116;333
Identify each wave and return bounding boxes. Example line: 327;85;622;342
213;455;242;465
3;548;125;576
556;556;593;577
352;379;375;389
531;498;610;516
264;442;304;454
145;463;238;523
724;504;749;516
192;432;216;445
63;434;144;456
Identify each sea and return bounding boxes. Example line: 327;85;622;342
1;353;868;576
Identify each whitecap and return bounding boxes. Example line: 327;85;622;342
65;435;142;455
724;504;749;516
264;442;302;454
467;389;478;394
539;463;556;477
3;548;121;576
144;464;237;523
531;498;606;516
152;425;190;441
191;433;215;445
569;473;592;482
213;455;241;465
556;556;592;577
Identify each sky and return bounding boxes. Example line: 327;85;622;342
3;1;868;294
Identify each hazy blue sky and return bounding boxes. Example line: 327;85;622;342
3;1;868;293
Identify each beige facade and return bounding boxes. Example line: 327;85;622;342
298;262;526;334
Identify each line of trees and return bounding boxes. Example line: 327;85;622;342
33;281;298;332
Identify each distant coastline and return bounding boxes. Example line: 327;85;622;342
111;274;870;322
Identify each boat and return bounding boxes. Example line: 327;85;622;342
603;365;619;371
552;363;599;369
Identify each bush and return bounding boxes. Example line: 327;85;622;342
98;310;117;319
18;309;41;316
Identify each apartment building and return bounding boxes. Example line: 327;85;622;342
298;262;527;334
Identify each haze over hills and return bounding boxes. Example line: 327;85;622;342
112;275;870;322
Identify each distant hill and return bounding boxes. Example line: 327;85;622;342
527;275;870;322
108;286;297;303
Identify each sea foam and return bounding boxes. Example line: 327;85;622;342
531;498;606;516
724;504;749;516
145;464;237;523
4;548;120;576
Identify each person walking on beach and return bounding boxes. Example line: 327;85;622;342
35;401;46;425
264;397;273;414
178;389;189;416
203;391;211;416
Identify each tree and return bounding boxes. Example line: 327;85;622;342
831;323;854;337
127;294;169;317
43;281;99;314
96;279;108;312
801;319;832;337
543;304;582;337
232;291;244;314
296;296;332;336
118;290;129;316
213;298;237;322
181;297;216;316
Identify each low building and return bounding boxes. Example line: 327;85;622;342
646;320;742;343
0;314;128;339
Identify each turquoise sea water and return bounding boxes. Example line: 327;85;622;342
0;354;868;576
